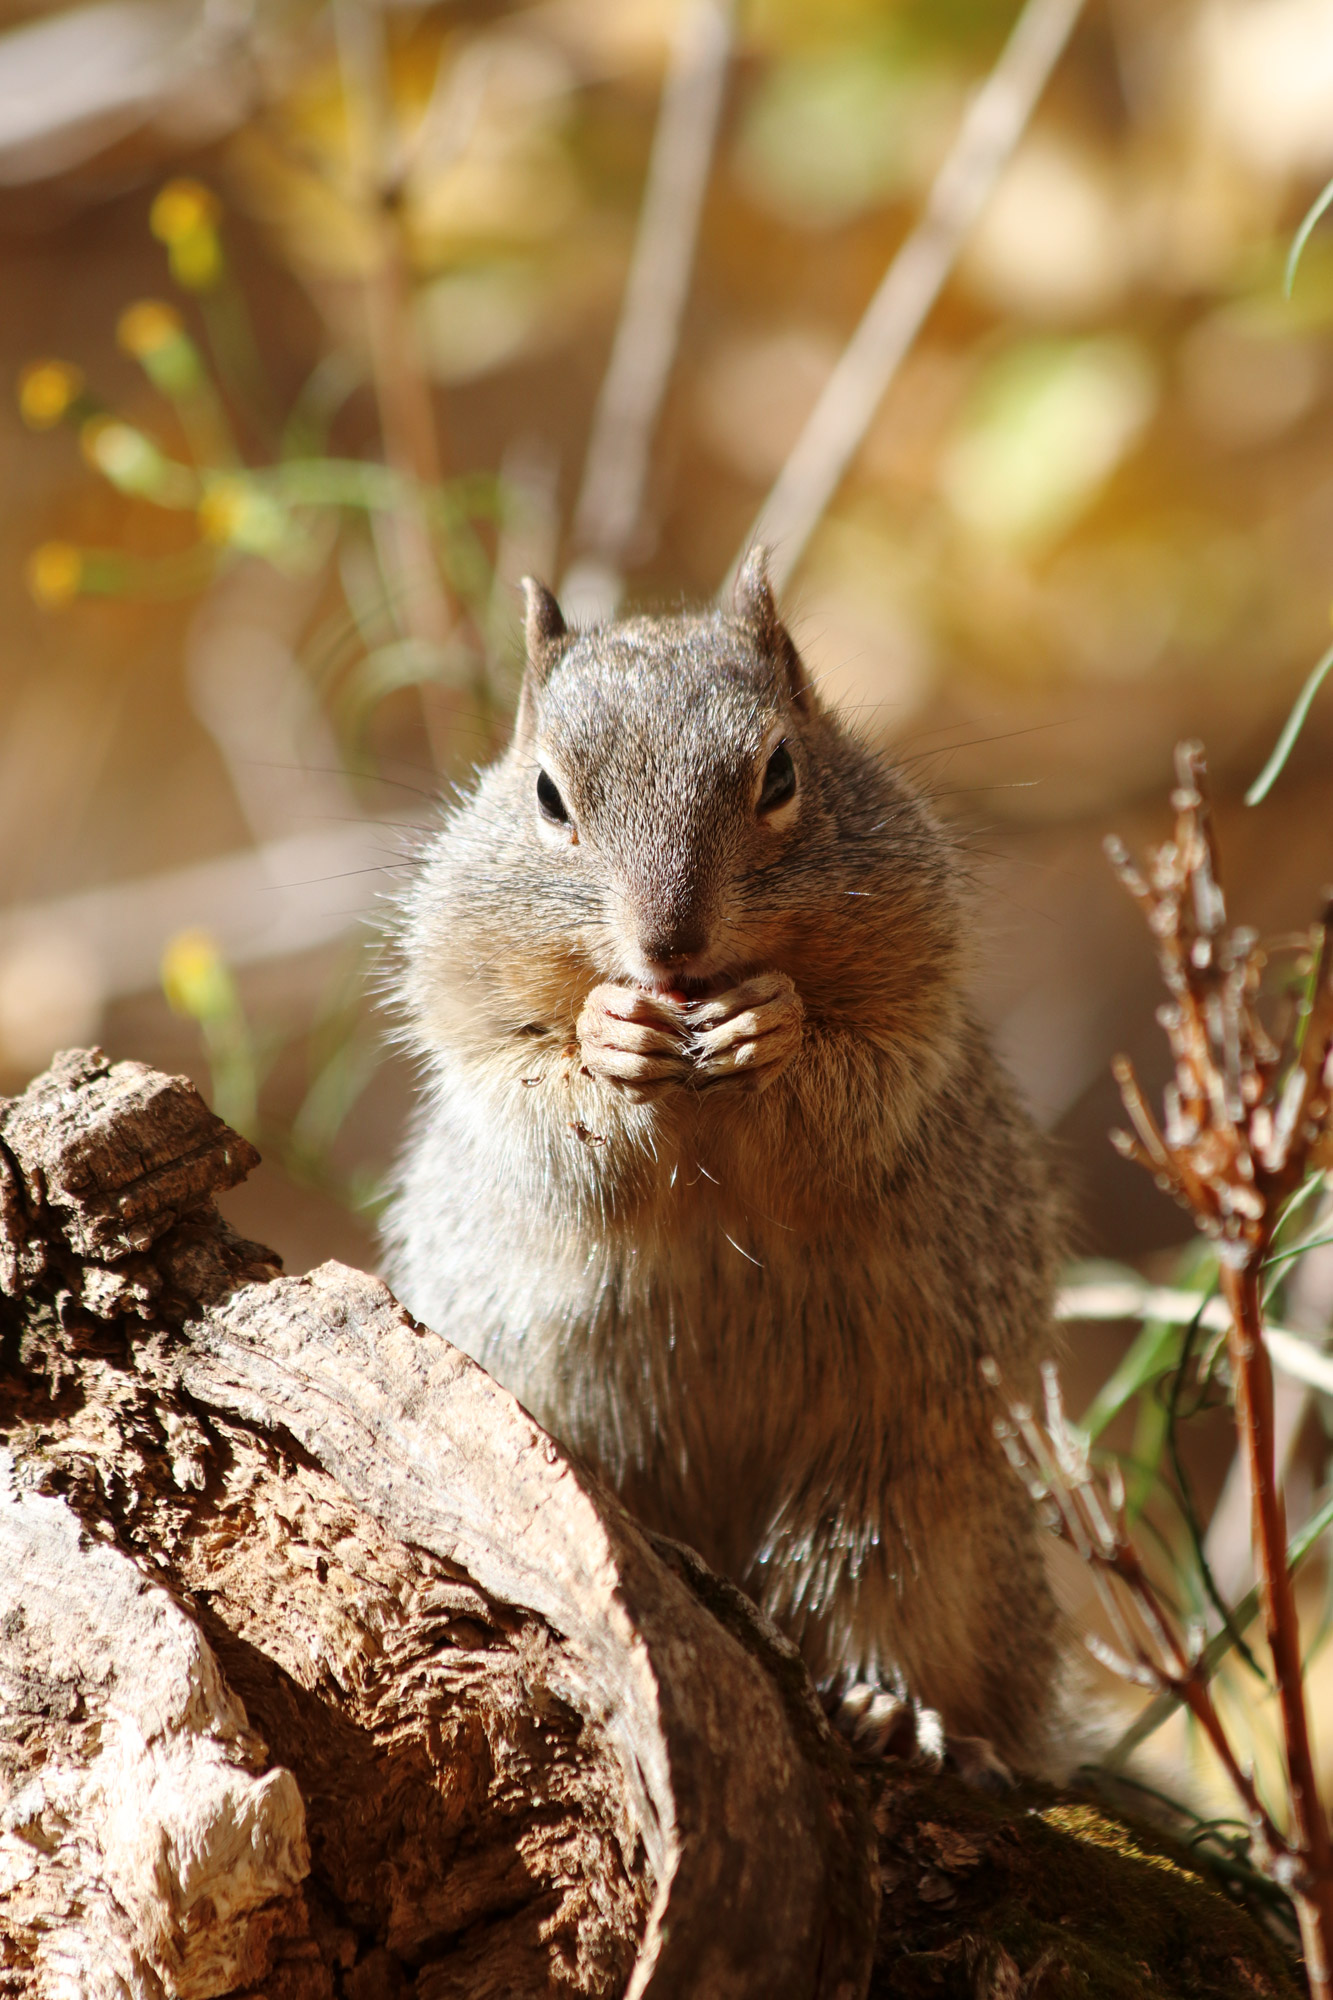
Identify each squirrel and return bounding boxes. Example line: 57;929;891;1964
383;547;1067;1777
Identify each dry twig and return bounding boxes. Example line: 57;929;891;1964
332;0;456;753
731;0;1087;597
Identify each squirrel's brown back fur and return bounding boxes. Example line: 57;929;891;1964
384;552;1066;1773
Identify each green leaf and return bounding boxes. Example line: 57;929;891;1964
1265;1231;1333;1276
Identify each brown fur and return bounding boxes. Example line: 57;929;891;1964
384;552;1066;1773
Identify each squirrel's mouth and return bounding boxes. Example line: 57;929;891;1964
640;971;733;1003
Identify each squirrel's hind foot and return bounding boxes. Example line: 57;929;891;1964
824;1677;942;1766
824;1679;1014;1791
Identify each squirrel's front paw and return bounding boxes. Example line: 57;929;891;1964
576;985;692;1100
685;972;803;1094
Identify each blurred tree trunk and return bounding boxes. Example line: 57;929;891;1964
0;1052;1305;2000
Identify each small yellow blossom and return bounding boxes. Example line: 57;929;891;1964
117;300;184;358
150;179;223;291
198;478;247;544
171;230;223;291
118;299;203;398
161;928;232;1019
149;179;221;244
79;418;192;505
18;360;84;429
198;476;288;553
27;541;82;606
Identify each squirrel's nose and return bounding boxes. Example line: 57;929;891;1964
637;917;709;979
639;937;707;974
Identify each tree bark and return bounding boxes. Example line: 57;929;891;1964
0;1050;1306;2000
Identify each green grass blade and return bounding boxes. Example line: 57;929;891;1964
1245;641;1333;805
1080;1313;1184;1441
1265;1231;1333;1276
1287;173;1333;297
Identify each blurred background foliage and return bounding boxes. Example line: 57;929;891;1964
2;0;1333;1898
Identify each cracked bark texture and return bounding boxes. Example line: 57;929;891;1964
0;1050;1306;2000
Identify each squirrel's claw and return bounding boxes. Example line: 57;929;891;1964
575;975;803;1099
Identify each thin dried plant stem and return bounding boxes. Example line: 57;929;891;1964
1223;1260;1333;1985
1102;1546;1284;1854
990;1361;1290;1858
1094;744;1333;1994
564;0;734;611
730;0;1086;598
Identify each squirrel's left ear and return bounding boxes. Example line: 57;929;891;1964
513;577;568;743
732;546;811;712
521;577;567;676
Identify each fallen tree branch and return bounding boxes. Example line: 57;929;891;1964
0;1048;875;1999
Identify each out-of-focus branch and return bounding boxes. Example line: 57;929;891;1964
0;825;404;1005
561;0;734;621
730;0;1086;599
485;435;559;708
332;0;453;693
1056;1280;1333;1399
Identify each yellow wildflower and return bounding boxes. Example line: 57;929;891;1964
118;299;203;399
149;179;221;243
27;541;82;606
161;928;231;1019
198;478;247;544
80;417;143;480
150;179;223;291
198;476;288;553
79;418;192;505
18;360;84;429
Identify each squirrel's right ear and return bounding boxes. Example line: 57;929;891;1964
732;546;812;713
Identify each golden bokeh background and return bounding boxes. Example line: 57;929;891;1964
2;0;1332;1828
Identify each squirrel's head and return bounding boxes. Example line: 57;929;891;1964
507;547;819;994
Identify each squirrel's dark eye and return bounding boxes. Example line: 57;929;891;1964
536;768;569;824
757;742;796;815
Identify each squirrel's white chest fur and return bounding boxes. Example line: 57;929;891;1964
387;1053;960;1686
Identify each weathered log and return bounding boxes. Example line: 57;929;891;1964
0;1051;1306;2000
0;1051;875;1999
